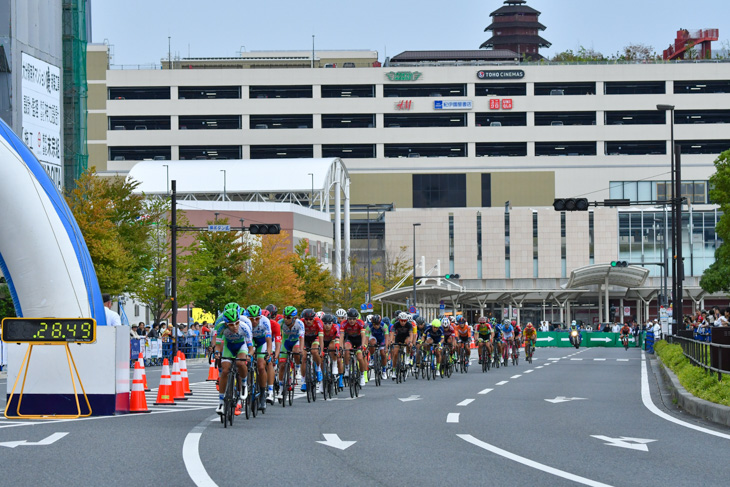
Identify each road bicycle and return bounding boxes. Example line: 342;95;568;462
347;347;363;398
279;351;297;407
511;339;520;366
492;340;502;369
621;334;630;350
478;340;491;373
304;348;317;403
219;356;243;428
525;340;535;364
369;346;383;387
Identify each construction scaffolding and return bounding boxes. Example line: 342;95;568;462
62;0;88;190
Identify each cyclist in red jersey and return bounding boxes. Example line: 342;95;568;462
321;314;344;388
264;305;282;404
300;308;324;393
340;308;368;387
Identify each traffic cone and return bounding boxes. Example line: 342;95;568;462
178;351;193;396
171;355;187;401
137;353;150;391
154;359;175;405
206;358;219;381
129;362;150;413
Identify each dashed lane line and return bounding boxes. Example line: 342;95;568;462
495;381;509;386
524;370;534;373
478;388;493;395
447;413;460;423
457;399;475;407
510;375;522;379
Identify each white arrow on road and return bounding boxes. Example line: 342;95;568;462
545;396;587;404
0;432;68;449
536;336;554;342
590;435;656;451
590;337;612;343
317;434;356;450
398;395;422;402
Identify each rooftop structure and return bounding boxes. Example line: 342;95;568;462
663;29;719;61
480;0;550;60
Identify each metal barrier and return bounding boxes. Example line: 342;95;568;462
130;336;211;367
667;335;730;381
645;331;654;354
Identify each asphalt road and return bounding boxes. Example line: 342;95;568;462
1;347;729;486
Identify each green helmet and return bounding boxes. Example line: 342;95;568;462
223;303;240;323
431;318;442;328
283;306;298;317
247;304;262;317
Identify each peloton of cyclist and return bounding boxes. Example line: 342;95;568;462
500;318;515;365
522;322;537;358
390;312;416;377
300;308;324;393
321;313;344;388
422;318;445;377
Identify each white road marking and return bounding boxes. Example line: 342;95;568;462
183;429;218;487
617;359;629;362
594;359;606;361
457;399;475;406
510;375;522;379
549;358;560;361
570;358;583;361
478;388;493;395
524;370;534;373
536;366;544;369
590;435;656;452
458;434;614;487
496;381;508;385
640;353;730;440
447;413;460;423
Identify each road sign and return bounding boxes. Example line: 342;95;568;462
439;304;445;310
623;306;630;316
366;303;374;310
439;300;445;305
408;306;416;314
207;224;230;232
360;304;367;311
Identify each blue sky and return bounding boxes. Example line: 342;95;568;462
90;0;730;66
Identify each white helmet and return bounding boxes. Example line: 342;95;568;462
406;314;413;321
398;312;408;321
366;314;373;323
335;308;347;319
315;311;325;319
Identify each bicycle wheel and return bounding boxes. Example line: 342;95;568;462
354;360;361;397
250;372;258;418
481;346;487;373
349;357;356;398
288;364;294;406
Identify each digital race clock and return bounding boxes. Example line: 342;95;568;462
1;318;96;343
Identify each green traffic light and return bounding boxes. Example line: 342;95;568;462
611;261;617;267
445;274;451;279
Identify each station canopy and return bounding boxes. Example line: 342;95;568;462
563;263;649;290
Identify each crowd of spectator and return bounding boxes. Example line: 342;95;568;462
684;307;730;342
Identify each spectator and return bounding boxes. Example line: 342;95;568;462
611;322;620;333
201;321;211;336
652;319;661;339
716;308;730;327
137;322;147;337
130;324;141;339
187;324;197;338
102;293;121;327
160;322;171;341
147;324;159;338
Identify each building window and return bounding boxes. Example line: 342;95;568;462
476;142;527;157
109;116;171;131
605;141;666;155
109;146;171;161
475;112;527;127
178;86;241;99
605;111;666;125
475;83;526;96
179;146;241;160
250;145;313;159
384;113;466;128
477;211;482;279
604;81;665;95
533;211;538;278
505;209;510;278
675;110;730;124
322;144;375;158
589;211;595;264
534;112;596;126
383;84;466;98
108;87;170;100
321;85;375;98
449;213;455;274
412;174;466;208
610;180;709;205
674;80;730;94
178;115;241;130
534;82;596;96
560;212;566;278
385;143;466;158
249;85;312;98
535;142;596;156
321;114;375;128
481;174;491;207
677;140;730;155
250;115;312;129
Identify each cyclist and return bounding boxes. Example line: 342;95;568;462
340;308;368;387
512;320;522;361
619;322;632;348
264;306;282;404
390;312;416;379
422;318;445;377
246;305;273;409
455;318;472;368
277;306;305;401
335;308;347;323
300;308;324;393
501;319;515;365
522;322;537;360
473;317;493;365
367;314;389;380
213;303;254;416
442;316;457;362
491;318;503;365
321;313;344;388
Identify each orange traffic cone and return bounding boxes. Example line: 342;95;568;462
137;353;150;391
154;359;175;405
171;355;187;401
178;351;193;396
129;362;150;413
206;358;219;381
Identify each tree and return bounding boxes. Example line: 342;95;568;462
621;43;657;61
244;232;305;308
0;276;16;320
65;168;136;295
700;150;730;293
184;218;250;316
550;46;605;63
291;239;334;310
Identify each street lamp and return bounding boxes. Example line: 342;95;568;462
308;172;314;208
412;223;421;311
163;164;169;195
657;104;681;334
220;169;227;201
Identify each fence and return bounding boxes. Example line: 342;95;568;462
667;335;730;381
130;336;211;367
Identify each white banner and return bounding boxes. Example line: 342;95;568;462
21;53;62;189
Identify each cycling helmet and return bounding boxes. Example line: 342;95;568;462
502;318;511;326
261;309;270;318
511;320;516;326
415;316;425;326
431;318;442;328
489;317;497;325
302;308;316;320
222;302;239;323
346;308;359;319
366;314;373;323
316;311;325;319
371;314;382;324
336;308;347;319
283;306;298;317
441;317;451;326
322;314;335;324
247;305;261;317
393;310;403;319
526;322;534;328
398;312;408;321
478;317;487;324
265;304;277;317
456;315;465;323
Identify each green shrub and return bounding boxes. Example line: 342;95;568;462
655;340;730;407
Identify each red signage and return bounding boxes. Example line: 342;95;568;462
489;99;500;110
395;100;412;110
489;98;513;110
502;99;513;110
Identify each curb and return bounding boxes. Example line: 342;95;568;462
655;355;730;428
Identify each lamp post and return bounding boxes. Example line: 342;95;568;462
412;223;421;310
163;164;169;195
220;169;227;201
308;172;314;208
657;104;680;334
239;218;245;246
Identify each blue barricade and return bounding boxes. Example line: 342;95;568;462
645;331;654;354
131;336;209;367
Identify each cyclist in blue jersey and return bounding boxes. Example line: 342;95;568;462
367;314;389;380
213;303;254;416
501;319;515;365
277;306;305;401
246;305;273;409
422;319;445;377
491;318;503;364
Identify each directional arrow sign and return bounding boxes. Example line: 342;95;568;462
0;432;68;449
590;435;656;452
398;395;422;402
545;396;587;404
560;338;571;342
590;337;612;343
536;336;554;342
317;434;356;450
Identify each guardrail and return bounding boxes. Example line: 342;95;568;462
668;335;730;381
130;336;211;366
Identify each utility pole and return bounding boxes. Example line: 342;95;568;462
171;180;178;359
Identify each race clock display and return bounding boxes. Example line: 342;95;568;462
1;318;96;343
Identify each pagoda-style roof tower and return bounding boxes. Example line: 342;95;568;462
480;0;551;59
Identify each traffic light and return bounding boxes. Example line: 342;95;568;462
610;261;628;267
249;224;281;235
553;198;589;211
444;273;460;279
